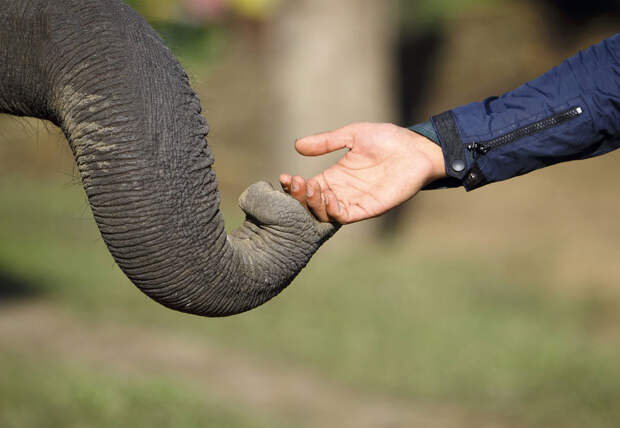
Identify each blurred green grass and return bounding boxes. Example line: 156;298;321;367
0;352;282;428
1;173;620;427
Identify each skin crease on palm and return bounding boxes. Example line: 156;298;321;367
279;123;447;224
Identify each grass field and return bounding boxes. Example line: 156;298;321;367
1;138;620;427
0;352;283;428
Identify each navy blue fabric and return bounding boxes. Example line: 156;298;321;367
432;34;620;191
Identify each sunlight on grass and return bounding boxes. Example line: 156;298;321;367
2;175;620;427
0;352;282;428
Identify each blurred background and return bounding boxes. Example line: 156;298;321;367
1;0;619;426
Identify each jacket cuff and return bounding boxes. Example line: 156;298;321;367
408;121;462;190
431;111;488;191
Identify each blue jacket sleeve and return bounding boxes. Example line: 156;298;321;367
429;34;620;191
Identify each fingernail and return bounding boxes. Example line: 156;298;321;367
306;185;314;198
292;182;299;192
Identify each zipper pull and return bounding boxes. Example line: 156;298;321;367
467;142;489;156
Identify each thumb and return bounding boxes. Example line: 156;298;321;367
295;127;354;157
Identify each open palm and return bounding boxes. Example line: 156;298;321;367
280;123;445;224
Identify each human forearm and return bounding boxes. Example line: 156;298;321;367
426;34;619;191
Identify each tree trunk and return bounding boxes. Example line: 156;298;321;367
266;0;396;179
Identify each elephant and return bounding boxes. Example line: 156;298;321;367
0;0;338;317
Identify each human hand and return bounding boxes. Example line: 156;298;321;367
279;122;446;224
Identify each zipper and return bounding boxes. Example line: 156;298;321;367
467;106;583;157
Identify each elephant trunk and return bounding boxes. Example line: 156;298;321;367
0;0;337;316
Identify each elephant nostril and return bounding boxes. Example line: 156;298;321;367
238;181;304;226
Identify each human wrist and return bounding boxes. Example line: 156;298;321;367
422;136;447;182
406;122;447;184
404;129;447;184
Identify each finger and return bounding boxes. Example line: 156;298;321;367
295;127;354;157
306;181;330;222
290;176;307;209
279;174;292;193
324;190;349;224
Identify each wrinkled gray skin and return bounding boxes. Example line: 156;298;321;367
0;0;338;316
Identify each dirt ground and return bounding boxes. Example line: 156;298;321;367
0;301;519;428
